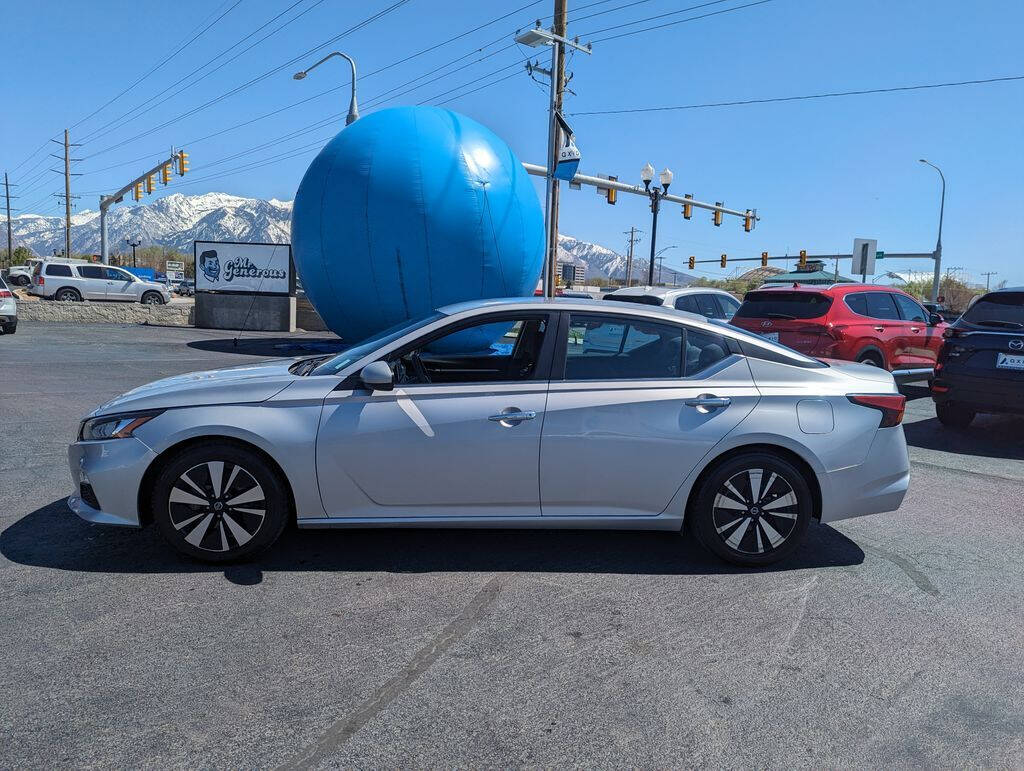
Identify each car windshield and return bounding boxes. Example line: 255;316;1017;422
960;292;1024;329
603;294;663;306
734;291;833;320
311;311;446;376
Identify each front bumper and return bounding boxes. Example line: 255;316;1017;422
67;437;156;527
818;425;910;523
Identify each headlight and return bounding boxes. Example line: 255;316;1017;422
79;411;161;441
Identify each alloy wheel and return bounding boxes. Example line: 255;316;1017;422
167;461;266;553
712;468;799;555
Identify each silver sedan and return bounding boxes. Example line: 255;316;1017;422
67;297;910;566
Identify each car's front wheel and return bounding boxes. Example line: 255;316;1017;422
151;442;289;562
689;452;812;566
936;401;975;429
141;291;164;305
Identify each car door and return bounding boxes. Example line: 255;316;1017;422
891;292;937;365
540;312;759;517
863;291;906;367
315;312;556;519
74;265;108;300
103;267;137;300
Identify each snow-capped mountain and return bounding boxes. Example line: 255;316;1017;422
9;192;691;284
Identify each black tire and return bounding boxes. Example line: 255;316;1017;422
55;287;81;302
856;350;884;368
689;452;813;567
936;402;975;429
141;291;164;305
3;323;16;335
151;442;289;563
13;275;30;287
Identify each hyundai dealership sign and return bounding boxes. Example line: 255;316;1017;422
194;240;293;295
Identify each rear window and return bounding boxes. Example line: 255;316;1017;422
734;291;832;320
961;292;1024;329
603;294;663;306
45;263;73;277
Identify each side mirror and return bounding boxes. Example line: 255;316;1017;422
360;360;394;391
928;312;942;326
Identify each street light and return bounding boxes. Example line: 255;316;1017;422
655;244;677;285
294;51;359;126
918;158;945;302
126;237;140;268
641;163;673;286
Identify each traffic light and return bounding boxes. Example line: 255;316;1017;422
799;249;807;268
161;164;171;185
713;203;723;227
606;175;617;205
688;255;695;270
145;174;155;194
133;182;142;201
720;254;727;268
762;251;769;267
682;193;693;220
178;150;189;176
743;209;754;232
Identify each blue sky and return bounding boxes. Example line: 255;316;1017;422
4;0;1022;284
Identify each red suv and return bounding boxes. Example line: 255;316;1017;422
731;283;947;374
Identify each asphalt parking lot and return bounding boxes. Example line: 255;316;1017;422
2;322;1023;768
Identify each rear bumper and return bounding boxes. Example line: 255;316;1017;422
67;437;155;528
818;425;910;523
931;374;1024;415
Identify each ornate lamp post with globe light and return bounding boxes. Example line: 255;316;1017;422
641;163;673;286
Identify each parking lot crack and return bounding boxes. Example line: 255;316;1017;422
277;576;501;769
862;543;940;597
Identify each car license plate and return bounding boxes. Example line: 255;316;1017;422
996;352;1024;371
761;332;779;343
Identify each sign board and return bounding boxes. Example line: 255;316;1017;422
193;241;293;295
852;238;878;276
165;260;184;272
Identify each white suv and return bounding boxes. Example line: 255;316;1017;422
30;261;171;304
602;285;741;320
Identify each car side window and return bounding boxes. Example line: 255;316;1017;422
695;293;722;318
104;267;133;281
685;328;730;376
892;294;926;323
388;315;548;385
715;294;740;319
845;293;869;316
77;265;103;279
865;292;900;320
674;295;699;314
564;314;683;380
45;264;73;277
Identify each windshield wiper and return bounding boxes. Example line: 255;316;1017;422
762;312;796;319
293;355;332;376
972;319;1024;329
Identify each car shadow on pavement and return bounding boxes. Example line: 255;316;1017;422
903;413;1024;461
2;499;864;584
186;337;347;357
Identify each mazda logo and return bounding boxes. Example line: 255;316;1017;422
760;321;773;328
1010;339;1024;351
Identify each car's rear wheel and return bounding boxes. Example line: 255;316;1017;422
13;275;29;286
690;452;812;566
55;288;81;302
151;443;289;563
141;291;164;305
936;402;975;429
857;350;884;368
2;322;16;334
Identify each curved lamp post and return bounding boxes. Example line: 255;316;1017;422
918;159;945;302
655;244;677;284
294;51;359;126
641;163;673;286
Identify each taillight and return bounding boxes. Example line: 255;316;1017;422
847;394;906;428
824;322;847;340
0;290;11;298
36;276;44;286
943;327;964;339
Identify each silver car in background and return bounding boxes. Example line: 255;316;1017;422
67;297;910;566
0;275;17;334
30;260;171;304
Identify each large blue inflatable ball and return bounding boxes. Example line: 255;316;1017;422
291;106;544;346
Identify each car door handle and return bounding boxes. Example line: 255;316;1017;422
684;395;731;410
873;326;885;332
910;327;921;333
488;409;537;424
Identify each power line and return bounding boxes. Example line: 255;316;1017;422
71;0;245;131
579;0;732;36
589;0;775;43
572;73;1024;115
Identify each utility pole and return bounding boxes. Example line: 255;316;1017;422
981;271;997;290
51;129;81;259
3;172;16;269
544;0;568;298
624;227;640;287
